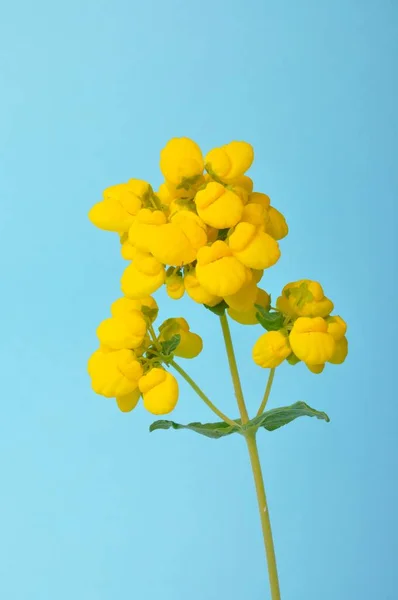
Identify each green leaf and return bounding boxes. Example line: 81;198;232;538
160;334;181;355
255;305;284;331
247;401;330;432
204;300;228;316
150;402;329;439
150;419;241;439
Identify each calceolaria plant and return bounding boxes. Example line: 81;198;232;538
88;138;348;599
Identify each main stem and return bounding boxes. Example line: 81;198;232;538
219;314;281;599
246;433;281;600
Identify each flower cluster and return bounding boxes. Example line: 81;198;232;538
88;138;288;324
87;294;203;414
252;280;348;374
88;137;348;416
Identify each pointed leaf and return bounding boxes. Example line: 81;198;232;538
160;334;181;355
255;305;284;331
150;419;241;439
248;401;330;432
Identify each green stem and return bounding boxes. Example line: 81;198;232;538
219;313;281;598
245;432;281;600
170;360;238;429
256;368;276;417
219;313;249;424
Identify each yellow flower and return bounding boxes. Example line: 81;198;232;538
326;316;347;341
139;368;179;415
88;180;150;233
277;280;334;318
150;211;207;266
184;269;222;306
252;331;292;368
128;209;167;253
205;141;254;182
266;206;288;240
96;311;147;350
228;222;281;270
329;336;348;364
166;271;185;300
121;253;165;297
88;348;143;398
116;388;141;412
159;317;203;359
160;137;204;186
195;182;244;228
289;317;335;365
196;240;250;297
111;296;158;322
228;288;270;325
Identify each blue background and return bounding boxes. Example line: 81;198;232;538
0;1;396;598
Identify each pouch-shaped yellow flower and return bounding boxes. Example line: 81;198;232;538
96;311;147;350
289;317;335;365
195;182;244;228
128;209;167;253
88;180;150;233
205;141;254;182
150;211;207;266
252;331;292;368
160;137;204;186
139;368;179;415
196;240;250;297
277;280;334;318
184;269;222;306
228;288;271;325
116;388;141;412
228;222;281;270
88;348;143;398
121;254;165;297
111;295;158;322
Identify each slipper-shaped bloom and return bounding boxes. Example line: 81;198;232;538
196;240;250;297
228;222;281;270
88;180;150;233
96;311;147;351
88;348;143;398
205;141;254;182
252;330;292;368
160;137;204;187
139;368;179;415
195;182;244;228
121;253;165;297
289;317;335;365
